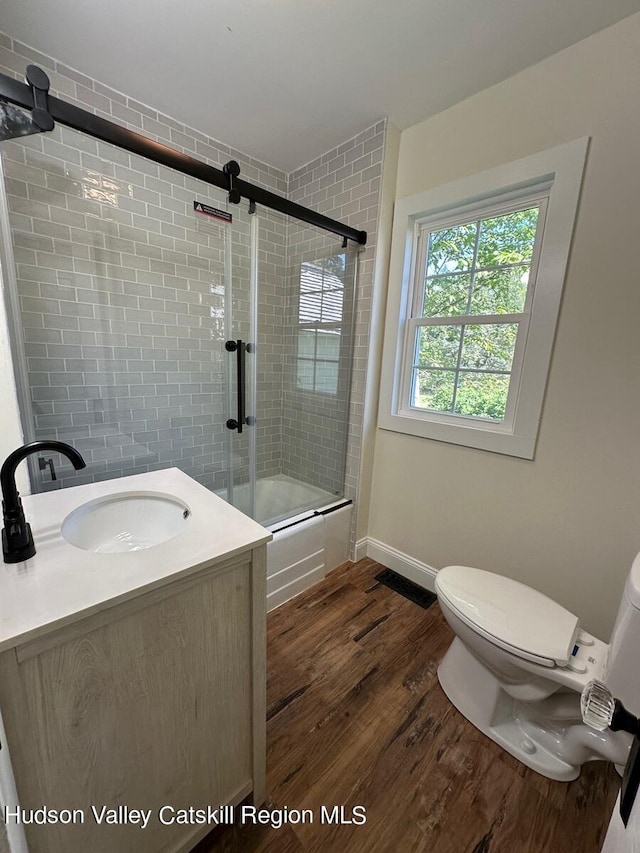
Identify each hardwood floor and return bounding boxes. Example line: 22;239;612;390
198;558;619;853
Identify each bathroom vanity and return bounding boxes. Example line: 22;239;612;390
0;468;271;853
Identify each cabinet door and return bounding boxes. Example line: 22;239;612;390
1;562;253;853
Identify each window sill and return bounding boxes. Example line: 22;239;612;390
378;408;537;459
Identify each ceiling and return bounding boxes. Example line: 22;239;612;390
2;0;639;172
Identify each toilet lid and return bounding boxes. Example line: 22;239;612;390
436;565;580;666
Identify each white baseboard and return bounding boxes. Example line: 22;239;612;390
364;537;438;593
354;537;368;563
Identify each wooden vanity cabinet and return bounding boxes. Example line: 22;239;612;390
0;547;266;853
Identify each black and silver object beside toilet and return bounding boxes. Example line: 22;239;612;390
582;679;640;827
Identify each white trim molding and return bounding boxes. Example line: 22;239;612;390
364;537;438;593
354;537;369;563
378;137;589;459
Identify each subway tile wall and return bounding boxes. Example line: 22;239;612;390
2;128;257;491
0;35;287;493
281;225;356;497
0;34;385;538
254;208;287;481
287;124;385;519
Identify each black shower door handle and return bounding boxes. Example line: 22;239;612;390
225;339;246;433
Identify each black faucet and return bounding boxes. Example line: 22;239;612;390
1;441;86;564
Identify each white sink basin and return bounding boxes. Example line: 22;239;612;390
61;491;191;554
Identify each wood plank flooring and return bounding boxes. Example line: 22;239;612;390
198;558;619;853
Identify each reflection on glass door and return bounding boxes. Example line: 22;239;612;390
255;211;357;524
222;206;257;518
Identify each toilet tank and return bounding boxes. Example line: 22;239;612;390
604;552;640;716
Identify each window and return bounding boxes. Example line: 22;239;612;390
378;138;588;458
296;254;346;395
404;199;544;425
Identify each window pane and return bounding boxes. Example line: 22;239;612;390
423;273;471;317
316;361;339;394
416;325;462;368
412;369;455;411
299;259;345;324
426;222;477;276
321;287;344;322
470;267;529;314
476;207;539;267
299;291;322;323
296;360;314;390
316;329;341;359
454;372;510;420
297;329;316;358
460;324;518;371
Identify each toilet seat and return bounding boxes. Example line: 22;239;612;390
436;565;580;668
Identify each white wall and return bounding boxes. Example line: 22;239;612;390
601;793;635;853
0;222;25;488
0;298;22;459
368;14;640;639
0;143;24;473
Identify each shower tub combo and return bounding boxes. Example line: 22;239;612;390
222;474;352;610
0;64;363;611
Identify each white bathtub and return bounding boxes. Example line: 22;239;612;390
220;474;352;611
227;473;337;528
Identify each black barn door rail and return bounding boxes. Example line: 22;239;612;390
0;67;367;246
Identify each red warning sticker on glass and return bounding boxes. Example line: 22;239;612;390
193;201;232;222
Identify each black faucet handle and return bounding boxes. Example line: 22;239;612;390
38;457;57;481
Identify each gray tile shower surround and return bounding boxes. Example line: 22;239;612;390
0;34;384;528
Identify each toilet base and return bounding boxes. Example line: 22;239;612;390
438;637;582;781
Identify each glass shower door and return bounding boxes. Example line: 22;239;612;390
222;204;257;517
0;124;257;514
254;216;358;527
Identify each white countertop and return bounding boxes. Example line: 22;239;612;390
0;468;272;653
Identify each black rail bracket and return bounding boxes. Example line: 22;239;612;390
25;65;54;133
223;160;241;205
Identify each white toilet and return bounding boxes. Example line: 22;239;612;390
435;552;640;781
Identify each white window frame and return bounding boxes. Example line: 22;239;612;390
378;138;589;459
399;191;548;432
